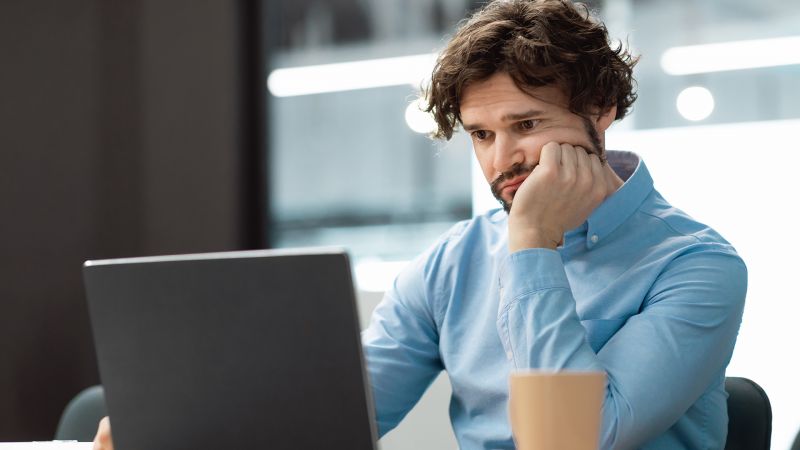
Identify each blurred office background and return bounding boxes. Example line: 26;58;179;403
2;0;798;448
268;1;799;447
267;0;800;448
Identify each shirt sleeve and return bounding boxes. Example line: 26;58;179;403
361;255;444;437
496;246;746;450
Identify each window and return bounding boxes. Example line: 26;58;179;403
266;1;485;284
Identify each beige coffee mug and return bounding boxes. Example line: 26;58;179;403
509;370;606;450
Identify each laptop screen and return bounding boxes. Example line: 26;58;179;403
84;248;377;450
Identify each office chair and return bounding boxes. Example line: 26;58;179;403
724;377;771;450
54;385;107;441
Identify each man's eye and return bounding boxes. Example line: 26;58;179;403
473;130;488;140
519;119;536;130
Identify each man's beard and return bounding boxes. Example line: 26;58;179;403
489;118;604;213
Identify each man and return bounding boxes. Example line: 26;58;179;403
94;0;746;449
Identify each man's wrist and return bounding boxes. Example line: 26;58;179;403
508;227;562;252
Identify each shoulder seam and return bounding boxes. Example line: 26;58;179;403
638;210;703;243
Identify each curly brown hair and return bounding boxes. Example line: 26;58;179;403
425;0;638;140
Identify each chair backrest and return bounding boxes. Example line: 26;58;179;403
724;377;771;450
54;385;107;441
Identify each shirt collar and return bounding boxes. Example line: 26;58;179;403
583;150;654;250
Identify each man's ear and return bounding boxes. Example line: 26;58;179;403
595;104;618;133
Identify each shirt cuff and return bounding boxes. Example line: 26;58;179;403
498;248;569;311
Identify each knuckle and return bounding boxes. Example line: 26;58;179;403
542;142;560;154
536;164;555;178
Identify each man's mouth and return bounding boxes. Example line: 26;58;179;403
500;176;527;196
490;162;537;212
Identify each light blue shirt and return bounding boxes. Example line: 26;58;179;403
362;151;747;450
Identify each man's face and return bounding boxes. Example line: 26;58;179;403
460;72;609;212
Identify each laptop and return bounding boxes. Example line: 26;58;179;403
83;248;378;450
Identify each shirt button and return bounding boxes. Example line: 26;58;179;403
590;234;599;243
506;352;513;360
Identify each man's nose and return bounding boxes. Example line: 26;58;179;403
492;133;524;174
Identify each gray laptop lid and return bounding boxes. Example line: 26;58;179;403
83;248;377;450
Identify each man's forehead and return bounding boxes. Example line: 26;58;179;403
517;84;569;108
459;73;569;118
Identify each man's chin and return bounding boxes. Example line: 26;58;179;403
496;197;512;214
490;183;518;213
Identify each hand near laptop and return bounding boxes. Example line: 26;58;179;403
93;417;113;450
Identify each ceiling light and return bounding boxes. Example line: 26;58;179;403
661;36;800;75
268;53;438;97
676;86;714;121
405;99;437;134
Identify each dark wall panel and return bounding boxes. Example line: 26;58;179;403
139;0;243;255
0;1;103;439
0;0;266;440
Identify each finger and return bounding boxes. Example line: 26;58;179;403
93;418;104;444
574;145;590;171
588;153;605;194
94;416;114;450
588;153;603;176
560;143;577;182
93;429;103;450
560;143;577;168
575;146;593;184
539;141;562;169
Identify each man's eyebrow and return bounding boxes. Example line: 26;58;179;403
462;122;484;132
502;109;544;121
462;109;544;132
